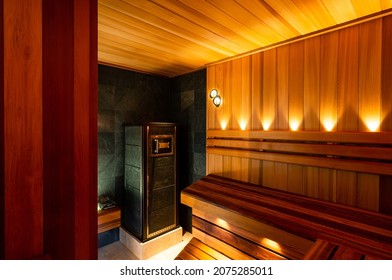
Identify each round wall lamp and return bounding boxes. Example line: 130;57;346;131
209;89;222;107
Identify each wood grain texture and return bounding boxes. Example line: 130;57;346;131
251;53;263;130
181;175;392;259
320;32;338;131
338;25;359;131
382;15;392;131
288;41;304;131
359;19;382;132
43;0;97;260
207;66;216;130
262;49;277;131
0;0;4;259
276;45;289;131
356;173;379;212
2;0;43;259
304;37;320;131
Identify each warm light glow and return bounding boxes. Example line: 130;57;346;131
240;120;247;131
323;119;335;132
215;218;230;230
213;95;222;107
261;238;282;253
289;119;300;131
209;89;218;98
263;120;271;131
365;118;380;132
220;120;228;130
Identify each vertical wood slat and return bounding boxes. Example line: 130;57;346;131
241;56;252;130
380;175;392;215
207;66;216;130
232;59;242;130
304;36;320;131
337;25;359;132
276;45;289;130
288;41;304;131
215;63;224;130
262;49;277;131
357;173;379;212
222;61;232;130
382;15;392;131
288;164;304;195
2;0;43;259
358;19;382;132
251;53;263;130
336;171;357;207
320;32;338;131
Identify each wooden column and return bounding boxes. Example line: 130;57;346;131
42;0;97;259
1;0;44;259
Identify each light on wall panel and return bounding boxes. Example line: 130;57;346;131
365;118;380;132
323;119;336;132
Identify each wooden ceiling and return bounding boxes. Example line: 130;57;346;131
98;0;392;77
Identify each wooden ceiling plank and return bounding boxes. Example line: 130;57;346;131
98;13;224;63
234;0;300;38
98;51;190;77
350;0;382;17
148;0;256;53
262;0;319;34
380;0;392;9
321;0;358;23
118;0;257;54
98;30;210;69
203;0;287;43
99;3;244;56
178;0;270;47
100;0;238;57
99;38;199;70
291;0;337;29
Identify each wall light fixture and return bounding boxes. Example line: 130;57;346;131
209;89;222;107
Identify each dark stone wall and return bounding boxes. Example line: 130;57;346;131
170;69;206;232
98;64;206;233
98;65;171;205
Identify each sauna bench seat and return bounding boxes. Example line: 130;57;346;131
175;174;392;260
98;206;121;234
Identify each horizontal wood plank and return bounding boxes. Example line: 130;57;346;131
181;175;392;259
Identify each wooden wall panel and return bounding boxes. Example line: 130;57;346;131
206;15;392;213
262;49;277;131
304;167;319;198
207;66;216;130
337;25;359;131
336;171;357;207
222;61;232;130
215;63;224;130
251;53;263;130
304;37;320;131
287;164;304;195
43;0;97;259
318;168;335;201
1;0;43;259
232;59;242;130
359;19;382;132
357;173;379;212
320;32;338;131
276;45;289;130
241;57;252;130
249;159;262;185
262;161;275;188
382;15;392;131
288;41;304;131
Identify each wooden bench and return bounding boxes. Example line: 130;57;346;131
175;175;392;260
